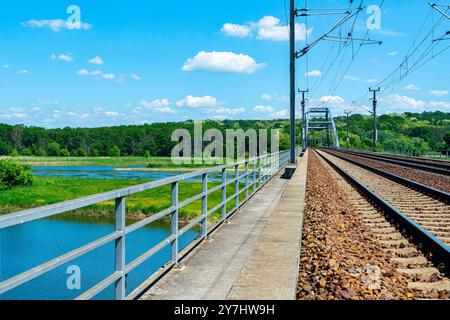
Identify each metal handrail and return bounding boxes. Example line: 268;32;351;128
0;150;293;299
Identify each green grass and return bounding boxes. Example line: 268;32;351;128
0;177;247;222
6;156;224;170
6;156;176;167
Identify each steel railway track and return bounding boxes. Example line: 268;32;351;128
326;148;450;176
314;149;450;293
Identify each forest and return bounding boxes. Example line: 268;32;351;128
0;111;449;157
334;111;450;152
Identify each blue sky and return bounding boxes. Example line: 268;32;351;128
0;0;449;128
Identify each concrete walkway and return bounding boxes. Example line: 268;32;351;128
141;151;308;300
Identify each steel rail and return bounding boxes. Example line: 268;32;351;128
347;148;450;167
321;149;450;203
315;149;450;274
329;148;450;175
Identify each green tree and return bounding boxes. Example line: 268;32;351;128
20;148;33;156
92;149;100;157
47;142;61;156
0;159;34;190
76;147;88;157
0;141;12;155
60;148;70;157
10;149;19;157
109;145;121;157
445;132;450;148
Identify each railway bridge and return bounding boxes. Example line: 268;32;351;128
1;148;449;300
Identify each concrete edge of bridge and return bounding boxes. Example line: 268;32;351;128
225;149;309;300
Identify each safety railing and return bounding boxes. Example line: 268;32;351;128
0;150;293;300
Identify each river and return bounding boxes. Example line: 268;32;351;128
32;165;237;182
0;216;199;300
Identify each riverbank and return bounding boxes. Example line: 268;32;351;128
3;156;217;169
0;176;239;222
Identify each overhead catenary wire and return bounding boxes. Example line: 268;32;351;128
303;1;370;99
348;4;449;108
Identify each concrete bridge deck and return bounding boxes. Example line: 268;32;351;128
140;151;308;300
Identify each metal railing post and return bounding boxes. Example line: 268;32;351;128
235;164;239;209
261;157;265;186
258;158;262;190
265;156;268;184
221;168;227;221
244;161;249;200
171;181;179;265
114;197;126;300
271;154;275;178
252;159;257;195
202;173;208;238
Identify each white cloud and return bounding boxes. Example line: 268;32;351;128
89;56;104;65
102;73;115;80
271;109;288;118
220;16;312;42
17;70;30;75
429;90;448;97
77;69;121;81
182;51;266;74
2;64;10;69
51;53;73;62
207;107;246;115
383;94;426;110
22;19;91;32
254;105;275;113
221;23;252;38
77;69;105;77
136;99;176;114
130;73;141;81
211;115;227;120
255;16;312;42
403;84;421;91
321;96;345;105
261;94;273;101
0;112;29;120
77;69;90;75
428;101;450;109
8;107;25;113
387;51;399;56
140;99;171;109
104;111;120;117
176;95;218;108
67;112;90;120
367;79;378;84
154;107;177;114
382;94;450;112
305;70;322;78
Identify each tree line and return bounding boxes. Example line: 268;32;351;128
0;120;295;157
333;111;450;152
0;111;448;157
